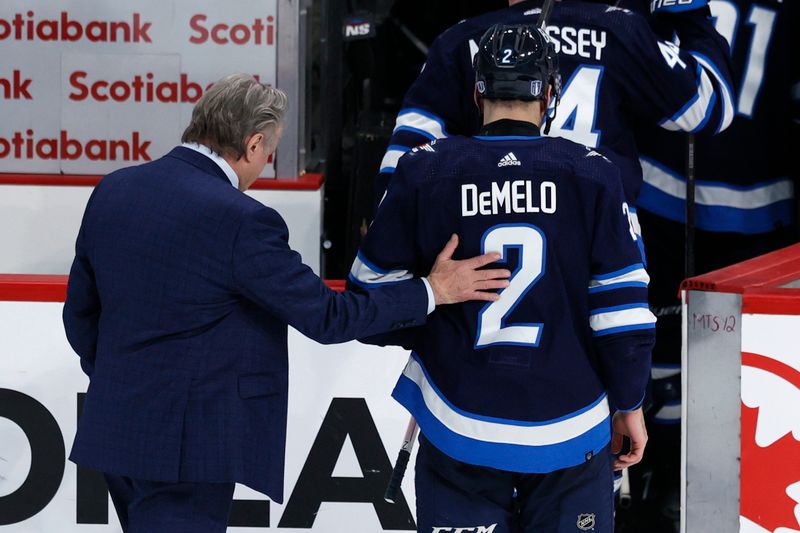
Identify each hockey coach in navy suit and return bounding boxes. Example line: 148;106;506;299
63;73;510;533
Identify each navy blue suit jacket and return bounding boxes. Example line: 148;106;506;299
63;147;427;502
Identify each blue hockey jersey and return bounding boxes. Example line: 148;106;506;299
352;121;656;473
376;0;735;213
636;0;798;234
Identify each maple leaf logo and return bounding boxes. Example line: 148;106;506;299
740;352;800;532
781;482;800;532
742;365;800;446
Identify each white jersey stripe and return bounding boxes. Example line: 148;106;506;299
641;158;794;209
399;355;611;446
627;207;642;238
690;52;735;132
589;267;650;289
349;254;412;286
379;148;408;173
590;306;657;334
393;110;448;139
659;67;715;132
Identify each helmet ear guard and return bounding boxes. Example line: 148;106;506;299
473;24;561;131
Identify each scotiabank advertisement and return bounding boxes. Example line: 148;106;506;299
0;0;278;176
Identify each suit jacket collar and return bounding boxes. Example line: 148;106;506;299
165;146;234;186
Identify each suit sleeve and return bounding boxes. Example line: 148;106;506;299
63;209;101;378
616;8;735;135
232;206;428;344
586;162;656;411
375;30;476;203
350;152;427;349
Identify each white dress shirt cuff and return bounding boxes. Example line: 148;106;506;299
421;278;436;315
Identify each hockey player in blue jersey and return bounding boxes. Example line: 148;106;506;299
639;0;796;241
372;3;734;528
351;24;655;532
625;2;798;526
637;0;798;426
375;0;735;245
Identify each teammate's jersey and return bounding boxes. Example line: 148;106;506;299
376;0;735;207
351;121;655;473
637;0;798;234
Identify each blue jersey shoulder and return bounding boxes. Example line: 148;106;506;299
434;1;649;53
392;138;447;183
401;133;619;190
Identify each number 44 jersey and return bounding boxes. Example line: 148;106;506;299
350;124;656;473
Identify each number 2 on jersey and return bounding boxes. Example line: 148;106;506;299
475;224;546;348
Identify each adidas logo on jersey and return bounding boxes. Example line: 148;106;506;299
498;152;521;167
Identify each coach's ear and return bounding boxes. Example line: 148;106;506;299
243;132;265;162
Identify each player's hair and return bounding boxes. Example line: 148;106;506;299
182;73;288;159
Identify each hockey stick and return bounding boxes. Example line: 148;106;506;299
537;0;557;134
537;0;556;28
384;417;420;504
685;134;696;278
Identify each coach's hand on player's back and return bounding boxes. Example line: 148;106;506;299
611;407;648;470
428;234;510;305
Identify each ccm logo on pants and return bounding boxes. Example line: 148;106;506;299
431;525;497;533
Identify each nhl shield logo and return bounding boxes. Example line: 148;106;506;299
530;80;542;96
577;513;596;531
477;80;486;94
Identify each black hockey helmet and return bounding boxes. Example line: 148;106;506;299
473;23;561;105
